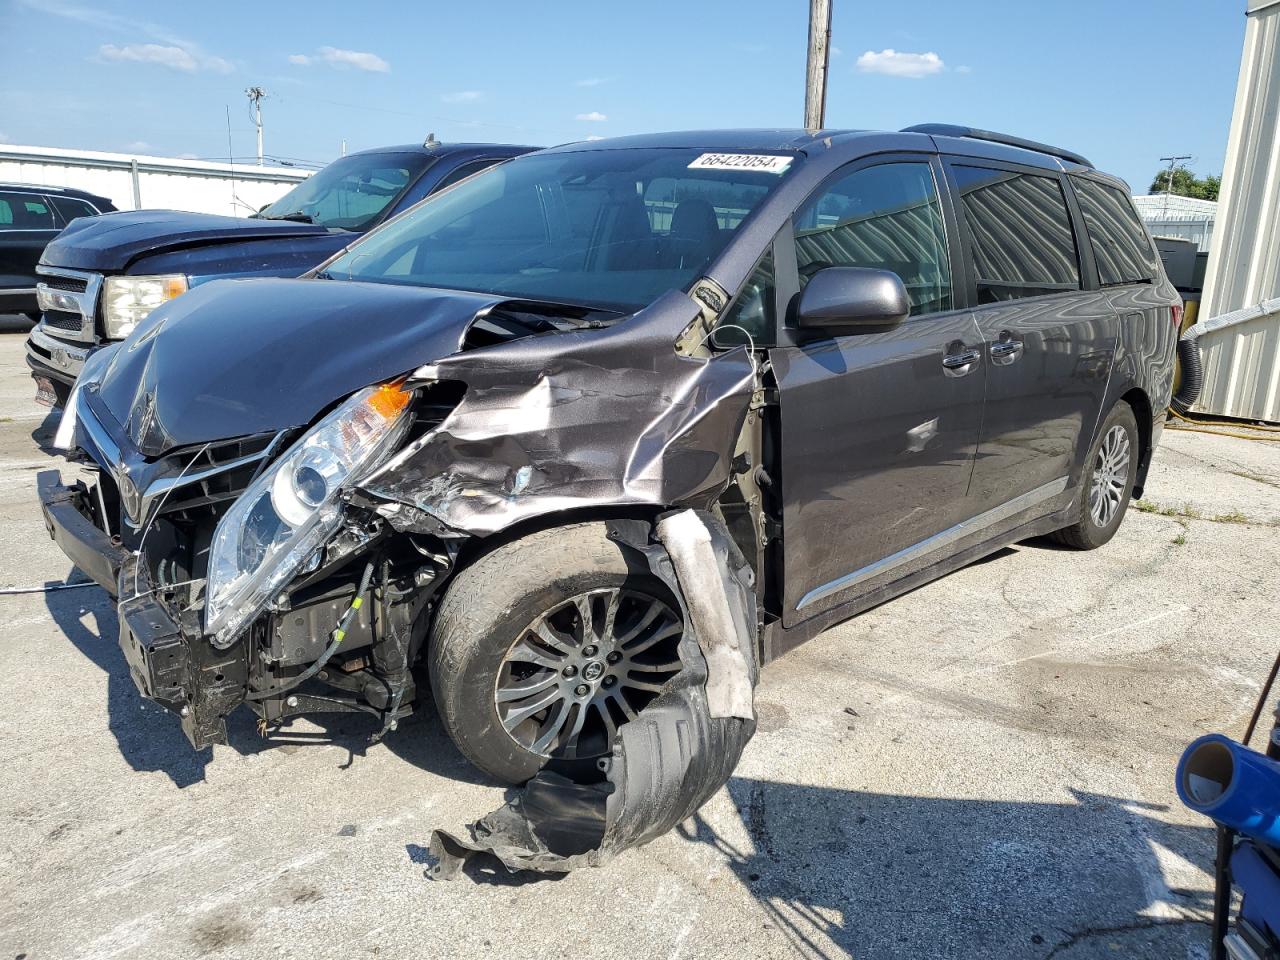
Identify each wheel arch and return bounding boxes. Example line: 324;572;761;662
1118;386;1154;500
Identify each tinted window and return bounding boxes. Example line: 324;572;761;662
792;161;952;317
717;247;775;346
951;165;1079;303
50;196;99;224
0;192;56;229
258;152;433;231
324;148;795;313
432;159;501;194
1071;177;1159;285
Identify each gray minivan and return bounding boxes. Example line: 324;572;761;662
40;125;1178;787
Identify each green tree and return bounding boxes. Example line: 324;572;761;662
1149;166;1221;201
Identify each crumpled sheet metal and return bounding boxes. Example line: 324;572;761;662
361;291;756;536
428;515;758;877
655;510;756;721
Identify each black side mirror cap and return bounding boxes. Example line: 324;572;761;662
795;266;911;332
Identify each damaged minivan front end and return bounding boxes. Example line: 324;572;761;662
37;140;807;829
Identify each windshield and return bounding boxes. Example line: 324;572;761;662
320;147;798;312
258;152;433;231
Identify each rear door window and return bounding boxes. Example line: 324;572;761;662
0;192;56;229
950;165;1080;303
791;161;953;317
1070;177;1159;285
49;195;100;225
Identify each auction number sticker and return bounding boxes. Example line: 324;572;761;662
688;153;793;175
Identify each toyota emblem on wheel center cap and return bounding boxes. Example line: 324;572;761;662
582;661;605;682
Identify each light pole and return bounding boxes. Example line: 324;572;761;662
247;87;267;166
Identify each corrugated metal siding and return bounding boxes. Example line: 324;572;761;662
1201;0;1280;318
1195;305;1280;422
0;144;309;216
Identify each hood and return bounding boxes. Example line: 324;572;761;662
85;277;501;456
41;210;333;272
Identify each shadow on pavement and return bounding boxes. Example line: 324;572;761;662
45;572;490;789
675;777;1213;959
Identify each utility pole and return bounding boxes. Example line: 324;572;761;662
246;86;267;166
1159;153;1191;216
804;0;832;130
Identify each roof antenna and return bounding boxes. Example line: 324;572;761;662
424;132;439;149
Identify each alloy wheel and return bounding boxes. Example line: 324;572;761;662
494;588;683;759
1089;424;1131;528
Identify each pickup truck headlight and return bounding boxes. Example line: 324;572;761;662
204;382;412;647
102;274;188;339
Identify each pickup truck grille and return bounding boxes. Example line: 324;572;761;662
41;275;88;294
44;310;84;332
35;266;100;344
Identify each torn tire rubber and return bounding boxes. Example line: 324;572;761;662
427;522;682;785
1049;400;1139;550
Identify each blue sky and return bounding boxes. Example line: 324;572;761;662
0;0;1246;191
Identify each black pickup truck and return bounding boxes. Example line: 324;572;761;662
26;141;533;406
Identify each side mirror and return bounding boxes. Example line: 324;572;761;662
795;266;910;332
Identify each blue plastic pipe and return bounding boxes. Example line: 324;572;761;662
1176;733;1280;845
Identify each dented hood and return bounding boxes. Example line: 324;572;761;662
86;277;500;456
40;209;334;272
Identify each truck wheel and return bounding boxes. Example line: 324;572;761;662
1050;401;1139;550
427;522;685;785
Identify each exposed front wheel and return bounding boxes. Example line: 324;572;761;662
1050;401;1139;550
427;523;685;785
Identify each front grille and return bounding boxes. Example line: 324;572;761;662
42;275;88;293
153;433;281;517
43;310;84;333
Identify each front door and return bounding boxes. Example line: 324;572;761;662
770;158;986;626
945;162;1115;512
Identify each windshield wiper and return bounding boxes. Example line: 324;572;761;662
261;211;314;223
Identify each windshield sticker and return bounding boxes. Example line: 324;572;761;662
687;153;793;175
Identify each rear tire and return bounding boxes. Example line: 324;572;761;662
427;522;684;785
1050;401;1139;550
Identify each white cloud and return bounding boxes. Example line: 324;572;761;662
855;48;944;78
125;140;151;152
576;77;609;87
290;46;390;73
830;45;843;57
440;90;482;104
317;46;390;72
98;42;230;73
576;111;607;122
955;64;972;74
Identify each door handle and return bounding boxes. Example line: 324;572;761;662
990;335;1024;364
942;347;981;370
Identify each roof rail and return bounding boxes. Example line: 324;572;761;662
902;123;1093;169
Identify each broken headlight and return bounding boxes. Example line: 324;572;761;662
204;382;412;647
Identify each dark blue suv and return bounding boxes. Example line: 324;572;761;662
26;140;534;405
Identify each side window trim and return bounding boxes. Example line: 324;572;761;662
778;152;961;339
941;155;1086;305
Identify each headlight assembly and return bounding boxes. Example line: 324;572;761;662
102;274;188;339
204;382;412;647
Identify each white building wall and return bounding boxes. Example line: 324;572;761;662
1201;0;1280;318
0;144;310;217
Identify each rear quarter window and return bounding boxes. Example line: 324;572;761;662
1071;177;1159;286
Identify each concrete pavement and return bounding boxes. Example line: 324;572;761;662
0;322;1275;960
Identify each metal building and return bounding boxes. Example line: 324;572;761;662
0;143;309;217
1201;0;1280;318
1132;194;1217;252
1189;0;1280;423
